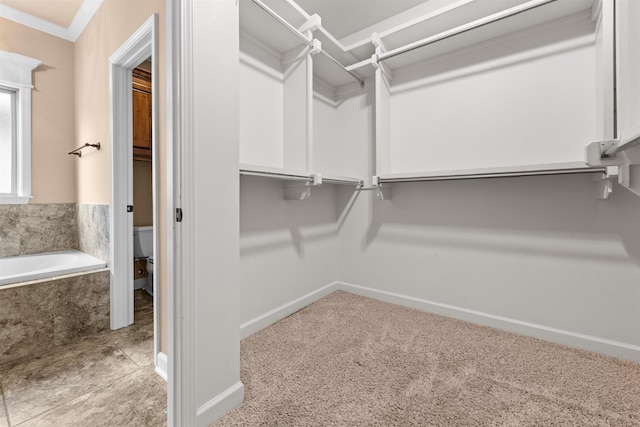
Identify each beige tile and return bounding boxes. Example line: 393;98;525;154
107;320;155;369
0;283;55;365
18;370;166;427
2;336;140;425
16;204;78;256
144;365;167;391
76;204;110;262
134;290;154;324
0;205;21;257
53;271;110;346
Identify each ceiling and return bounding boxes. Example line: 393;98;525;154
0;0;102;41
0;0;430;43
294;0;427;39
0;0;83;27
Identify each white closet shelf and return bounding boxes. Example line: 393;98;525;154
375;162;606;183
320;174;364;186
240;0;365;88
379;0;593;72
239;0;309;56
240;164;312;182
239;164;363;186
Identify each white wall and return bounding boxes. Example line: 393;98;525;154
239;176;339;336
336;176;640;357
313;83;373;178
388;14;596;173
186;0;243;424
239;34;285;168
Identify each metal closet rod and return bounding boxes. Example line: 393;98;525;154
378;0;556;63
250;0;365;87
376;167;606;183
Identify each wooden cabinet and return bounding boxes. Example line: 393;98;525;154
132;68;152;161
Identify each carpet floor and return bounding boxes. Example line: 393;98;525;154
213;291;640;426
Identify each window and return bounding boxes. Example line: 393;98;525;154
0;88;17;195
0;50;41;204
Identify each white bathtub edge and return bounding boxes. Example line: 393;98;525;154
0;267;110;290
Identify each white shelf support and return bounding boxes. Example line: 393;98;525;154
372;176;392;200
284;184;312;200
310;39;322;56
586;133;640;165
299;14;321;34
593;166;618;200
371;32;393;82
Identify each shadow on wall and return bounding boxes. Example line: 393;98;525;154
240;176;343;256
363;173;640;265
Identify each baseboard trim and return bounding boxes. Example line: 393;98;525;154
196;381;244;426
240;282;338;339
155;351;168;382
336;282;640;363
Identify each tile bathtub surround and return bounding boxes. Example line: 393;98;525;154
54;271;111;346
77;204;110;262
0;282;56;365
0;270;110;365
0;204;78;258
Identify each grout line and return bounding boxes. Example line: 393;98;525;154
1;382;12;427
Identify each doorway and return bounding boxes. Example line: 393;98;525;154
109;15;160;371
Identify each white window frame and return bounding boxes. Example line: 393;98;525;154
0;50;41;204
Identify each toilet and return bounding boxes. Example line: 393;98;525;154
133;226;154;296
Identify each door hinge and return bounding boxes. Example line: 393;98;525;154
176;208;183;222
127;205;133;212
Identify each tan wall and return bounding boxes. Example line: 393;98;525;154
133;160;153;227
0;18;77;204
74;0;167;351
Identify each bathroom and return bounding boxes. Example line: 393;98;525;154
0;2;167;425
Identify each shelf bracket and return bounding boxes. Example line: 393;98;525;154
370;54;393;83
283;173;322;200
371;32;388;53
310;39;322;56
586;134;640;167
593;166;618;200
284;185;312;200
299;14;321;34
372;176;392;200
371;32;393;82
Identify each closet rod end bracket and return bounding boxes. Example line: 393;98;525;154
299;14;321;34
372;176;392;200
310;39;322;56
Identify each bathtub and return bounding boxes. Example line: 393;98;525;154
0;250;108;286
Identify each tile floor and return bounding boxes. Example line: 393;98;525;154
0;290;166;426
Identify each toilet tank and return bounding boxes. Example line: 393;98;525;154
133;226;153;258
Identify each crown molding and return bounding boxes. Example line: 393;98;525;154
0;0;103;42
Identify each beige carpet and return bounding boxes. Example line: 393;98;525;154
214;291;640;426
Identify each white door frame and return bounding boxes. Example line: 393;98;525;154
168;0;244;425
109;15;159;363
166;0;181;423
